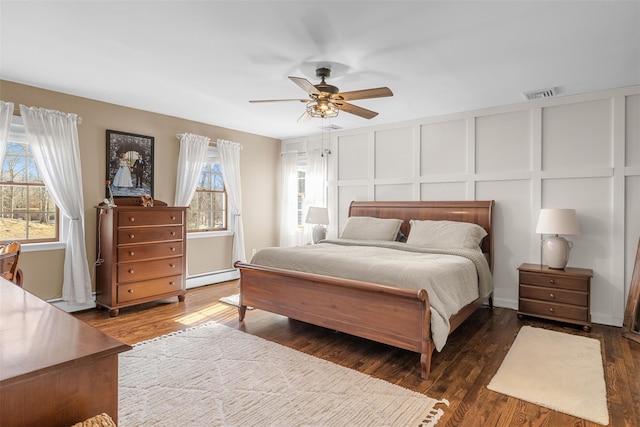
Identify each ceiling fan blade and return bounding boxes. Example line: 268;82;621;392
289;76;320;96
297;110;312;122
249;99;309;103
336;101;378;119
335;87;393;101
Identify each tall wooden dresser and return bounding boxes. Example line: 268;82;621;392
96;198;186;316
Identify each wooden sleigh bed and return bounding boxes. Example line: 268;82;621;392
234;200;494;379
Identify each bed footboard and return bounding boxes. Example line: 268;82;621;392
235;261;436;378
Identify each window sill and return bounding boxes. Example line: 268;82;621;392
187;230;234;240
20;241;66;252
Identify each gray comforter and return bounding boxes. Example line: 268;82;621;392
251;239;493;351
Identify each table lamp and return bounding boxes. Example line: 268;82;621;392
535;208;581;269
305;207;329;244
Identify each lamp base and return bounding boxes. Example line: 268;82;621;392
542;235;573;269
312;225;326;244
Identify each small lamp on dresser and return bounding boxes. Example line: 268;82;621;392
305;206;329;244
535;208;581;269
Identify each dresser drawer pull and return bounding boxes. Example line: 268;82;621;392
128;289;134;293
171;216;176;221
169;281;175;286
129;234;135;239
549;293;555;299
170;264;176;268
129;217;135;222
129;251;135;256
170;231;176;236
549;307;554;313
170;247;176;251
549;279;555;285
128;269;135;274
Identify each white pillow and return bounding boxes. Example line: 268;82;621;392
406;219;487;251
340;216;403;241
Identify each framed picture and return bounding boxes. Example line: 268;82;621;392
106;130;154;198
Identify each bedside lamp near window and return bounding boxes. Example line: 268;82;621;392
535;208;581;269
306;207;329;244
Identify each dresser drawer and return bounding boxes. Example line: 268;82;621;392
117;226;183;244
118;241;183;262
519;299;589;322
117;210;183;227
117;275;183;303
519;284;588;306
519;271;588;292
117;257;183;283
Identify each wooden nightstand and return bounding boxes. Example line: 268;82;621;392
517;263;593;331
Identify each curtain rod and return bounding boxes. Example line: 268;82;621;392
280;148;331;157
176;133;216;145
13;107;83;124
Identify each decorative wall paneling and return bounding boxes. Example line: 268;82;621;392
283;86;640;327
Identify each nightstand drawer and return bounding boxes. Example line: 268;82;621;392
519;284;588;306
519;299;589;322
519;271;588;292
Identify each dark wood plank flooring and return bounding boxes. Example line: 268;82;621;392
75;280;640;426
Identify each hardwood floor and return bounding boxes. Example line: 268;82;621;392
75;280;640;426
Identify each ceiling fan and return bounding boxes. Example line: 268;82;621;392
249;67;393;122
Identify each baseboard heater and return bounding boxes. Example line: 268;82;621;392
49;269;240;312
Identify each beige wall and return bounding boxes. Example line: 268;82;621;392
1;80;280;300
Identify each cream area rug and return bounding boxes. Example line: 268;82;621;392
487;326;609;425
119;321;448;426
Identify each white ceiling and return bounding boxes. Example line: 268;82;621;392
1;1;639;140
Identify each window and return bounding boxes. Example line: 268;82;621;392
0;120;58;243
187;145;227;232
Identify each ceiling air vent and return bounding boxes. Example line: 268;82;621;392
523;87;557;101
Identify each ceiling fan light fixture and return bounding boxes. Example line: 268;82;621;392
306;100;339;119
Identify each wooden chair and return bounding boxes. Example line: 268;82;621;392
0;241;23;286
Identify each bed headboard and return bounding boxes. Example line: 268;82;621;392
348;200;494;270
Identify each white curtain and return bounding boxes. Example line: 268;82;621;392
20;105;92;304
217;139;247;263
174;133;210;206
302;149;327;244
280;152;299;247
0;101;13;165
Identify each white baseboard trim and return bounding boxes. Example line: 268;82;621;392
48;269;239;312
49;296;97;313
186;269;239;289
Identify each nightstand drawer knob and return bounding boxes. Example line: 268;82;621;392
549;293;555;299
549;307;554;313
549;279;555;285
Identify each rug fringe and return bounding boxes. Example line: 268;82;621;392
417;398;449;426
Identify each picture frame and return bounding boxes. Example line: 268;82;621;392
106;130;154;198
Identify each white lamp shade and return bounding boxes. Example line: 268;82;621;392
305;207;329;225
535;209;581;235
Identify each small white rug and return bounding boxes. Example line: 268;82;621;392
219;293;245;308
119;321;448;426
487;326;609;425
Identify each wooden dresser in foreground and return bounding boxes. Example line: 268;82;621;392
0;278;131;426
517;263;593;331
96;198;186;317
